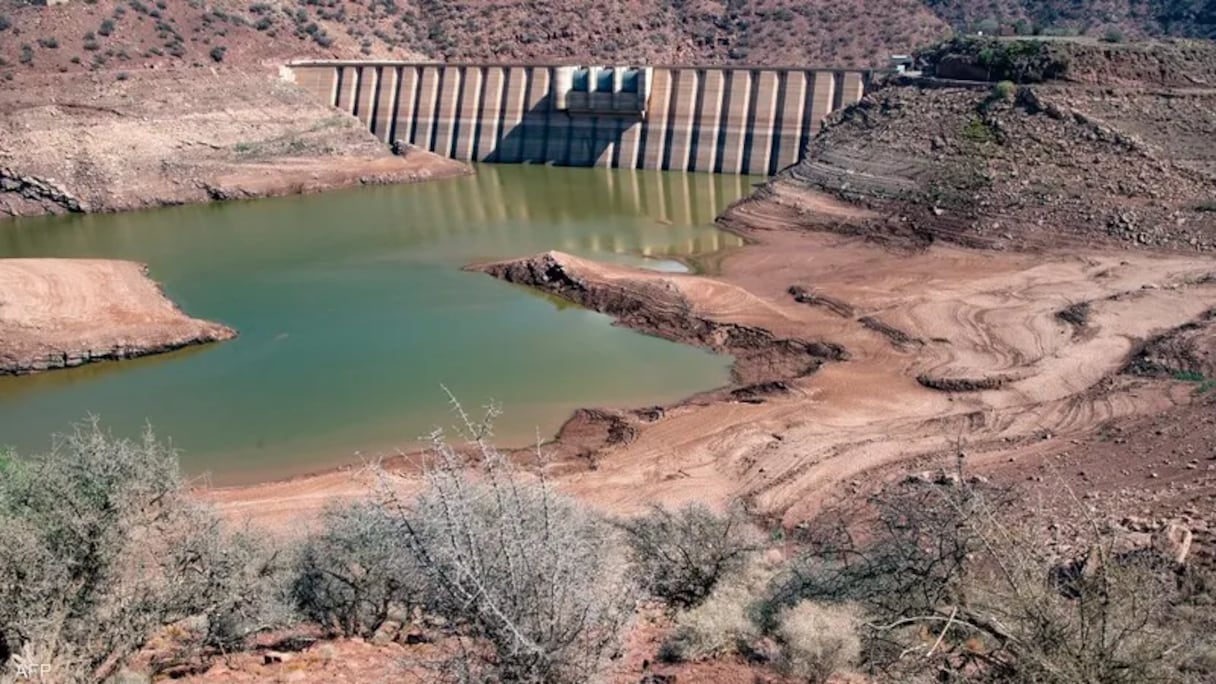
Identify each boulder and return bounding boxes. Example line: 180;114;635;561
1151;522;1193;566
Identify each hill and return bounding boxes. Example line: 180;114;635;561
1;0;1214;78
723;38;1216;253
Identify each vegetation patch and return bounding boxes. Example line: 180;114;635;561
919;37;1071;83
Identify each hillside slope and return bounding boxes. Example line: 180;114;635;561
2;0;1213;76
723;39;1216;253
0;68;468;217
0;0;945;73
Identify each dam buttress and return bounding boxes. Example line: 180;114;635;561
286;63;871;175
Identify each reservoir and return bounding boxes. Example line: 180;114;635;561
0;165;753;483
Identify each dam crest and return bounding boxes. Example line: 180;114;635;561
286;62;873;175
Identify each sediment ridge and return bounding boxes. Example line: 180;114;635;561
0;259;236;375
469;251;847;385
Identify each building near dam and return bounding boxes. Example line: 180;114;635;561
286;62;873;175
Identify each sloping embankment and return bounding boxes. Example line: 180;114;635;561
724;40;1216;253
0;259;236;375
0;69;468;218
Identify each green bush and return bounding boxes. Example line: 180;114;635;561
209;45;227;62
290;501;424;638
0;421;284;682
1102;28;1126;43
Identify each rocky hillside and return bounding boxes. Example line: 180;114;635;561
728;39;1216;253
1;0;1212;75
924;0;1216;41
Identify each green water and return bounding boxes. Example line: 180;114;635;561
0;165;754;483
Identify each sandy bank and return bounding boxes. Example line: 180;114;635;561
0;258;235;375
0;69;468;218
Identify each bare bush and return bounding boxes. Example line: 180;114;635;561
291;501;424;638
619;502;763;609
0;420;284;682
773;471;1215;683
774;601;861;684
662;556;778;661
375;400;633;683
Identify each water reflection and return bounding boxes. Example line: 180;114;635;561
2;165;752;265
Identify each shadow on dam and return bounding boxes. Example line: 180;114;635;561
293;63;871;175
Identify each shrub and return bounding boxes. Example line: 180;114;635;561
371;401;632;682
992;79;1016;100
37;37;58;49
209;45;226;62
1103;28;1126;43
619;503;762;608
976;17;1000;34
774;601;861;684
773;475;1214;682
98;19;115;36
290;501;424;638
0;15;10;32
0;421;284;682
662;560;774;660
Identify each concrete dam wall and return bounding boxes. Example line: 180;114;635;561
286;62;871;175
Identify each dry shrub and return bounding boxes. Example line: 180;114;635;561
619;502;764;608
662;555;780;661
372;399;633;683
291;501;425;638
781;470;1216;683
0;420;284;683
775;601;862;684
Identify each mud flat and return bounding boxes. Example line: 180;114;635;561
209;188;1216;531
0;259;235;375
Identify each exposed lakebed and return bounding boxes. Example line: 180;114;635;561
0;165;753;483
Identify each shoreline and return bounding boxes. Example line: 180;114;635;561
205;185;1216;530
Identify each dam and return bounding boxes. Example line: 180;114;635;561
286;62;872;175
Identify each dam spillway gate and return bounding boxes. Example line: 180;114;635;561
285;62;873;176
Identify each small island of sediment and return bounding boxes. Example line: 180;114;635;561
0;258;236;375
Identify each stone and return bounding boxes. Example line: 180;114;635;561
1151;522;1193;566
371;620;401;644
263;650;293;665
